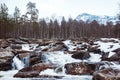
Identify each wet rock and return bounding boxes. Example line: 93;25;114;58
102;52;120;61
93;68;120;80
0;50;14;70
112;48;120;53
12;50;34;55
14;63;54;78
65;62;96;75
101;52;109;61
0;58;13;71
88;40;94;45
19;37;30;43
18;53;30;60
109;52;120;61
100;39;119;43
14;39;28;44
0;39;9;48
39;40;52;46
72;51;90;60
31;63;54;72
54;41;64;45
11;44;22;49
38;75;63;79
88;45;101;53
18;52;42;66
7;38;15;43
96;61;114;70
47;44;67;52
30;53;42;66
0;50;14;58
14;71;39;78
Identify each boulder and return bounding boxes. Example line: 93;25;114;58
7;38;15;43
0;58;13;70
14;63;54;78
0;50;14;71
109;52;120;61
0;39;9;48
96;61;114;70
112;48;120;53
18;53;30;60
12;50;34;55
38;75;63;79
102;52;120;61
31;63;54;72
93;68;120;80
14;71;39;78
47;44;67;52
30;53;42;66
0;50;14;58
65;62;96;75
72;51;90;60
88;45;101;53
18;52;42;66
39;40;52;46
14;39;28;44
11;44;22;49
19;37;30;43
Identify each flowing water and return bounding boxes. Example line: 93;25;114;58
1;38;119;80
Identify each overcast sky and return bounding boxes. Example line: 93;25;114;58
0;0;120;19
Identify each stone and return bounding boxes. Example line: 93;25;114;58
47;44;67;52
11;44;22;49
14;63;54;78
65;62;96;75
0;39;9;48
14;71;39;78
0;50;14;58
38;75;63;79
30;53;42;66
93;68;120;80
0;50;14;71
0;58;13;71
14;39;28;44
102;52;120;61
112;48;120;53
72;51;90;60
88;45;101;53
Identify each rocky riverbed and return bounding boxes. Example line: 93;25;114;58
0;37;120;80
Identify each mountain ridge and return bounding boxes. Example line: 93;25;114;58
76;13;118;24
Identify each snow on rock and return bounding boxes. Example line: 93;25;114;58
99;61;120;70
63;40;88;51
108;52;116;58
22;44;38;51
40;69;92;80
40;68;92;80
94;38;120;53
63;40;77;51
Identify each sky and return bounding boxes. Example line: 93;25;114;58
0;0;120;19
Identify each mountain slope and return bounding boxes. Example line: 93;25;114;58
76;13;118;24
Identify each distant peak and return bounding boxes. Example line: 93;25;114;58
76;13;118;24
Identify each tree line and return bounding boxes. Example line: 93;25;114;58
0;2;120;39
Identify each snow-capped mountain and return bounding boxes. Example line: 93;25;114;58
76;13;118;24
